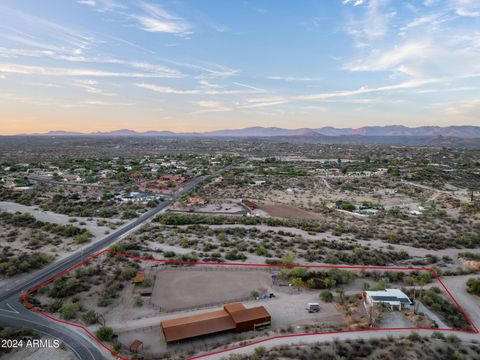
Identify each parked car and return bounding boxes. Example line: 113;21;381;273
307;302;320;313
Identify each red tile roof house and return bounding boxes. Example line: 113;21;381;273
187;197;206;205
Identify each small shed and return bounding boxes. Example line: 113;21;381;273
133;273;145;284
129;339;143;353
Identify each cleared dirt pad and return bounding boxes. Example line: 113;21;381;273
152;269;272;311
257;202;324;220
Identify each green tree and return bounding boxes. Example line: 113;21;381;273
306;278;316;289
291;277;303;289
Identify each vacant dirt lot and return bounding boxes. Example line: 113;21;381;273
152;268;272;311
256;202;324;220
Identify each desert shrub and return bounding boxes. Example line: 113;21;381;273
82;310;97;325
60;303;78;320
141;277;153;287
49;277;89;298
74;231;93;244
320;290;334;302
97;290;114;307
422;288;472;330
95;326;113;341
134;296;144;307
466;278;480;296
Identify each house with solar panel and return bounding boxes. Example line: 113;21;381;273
364;289;413;311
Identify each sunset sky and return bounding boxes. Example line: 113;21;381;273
1;0;479;134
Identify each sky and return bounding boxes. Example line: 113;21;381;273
0;0;479;134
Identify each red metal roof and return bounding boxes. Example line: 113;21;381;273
133;273;145;283
161;310;236;342
223;303;246;314
228;306;271;324
161;303;271;342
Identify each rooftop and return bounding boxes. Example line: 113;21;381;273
365;289;413;305
133;273;145;283
161;303;271;342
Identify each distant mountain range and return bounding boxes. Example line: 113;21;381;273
28;125;480;138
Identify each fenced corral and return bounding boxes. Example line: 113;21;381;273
156;264;275;273
151;267;273;312
150;295;253;313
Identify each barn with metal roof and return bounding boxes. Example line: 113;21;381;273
161;303;271;343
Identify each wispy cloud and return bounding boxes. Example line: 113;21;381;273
0;46;184;78
62;99;135;108
27;82;60;88
451;0;480;17
0;10;96;54
77;0;127;12
345;40;433;74
345;0;396;45
345;30;480;80
233;82;265;92
133;16;191;34
415;86;480;94
136;82;263;95
399;12;450;32
238;96;289;108
74;79;118;96
78;0;96;6
191;100;232;114
0;63;180;78
342;0;365;6
133;2;192;35
444;98;480;119
136;83;199;95
297;72;480;102
267;75;322;82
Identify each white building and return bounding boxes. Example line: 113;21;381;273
364;289;413;310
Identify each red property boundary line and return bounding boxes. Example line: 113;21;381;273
21;249;479;360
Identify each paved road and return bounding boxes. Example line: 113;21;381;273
193;328;480;360
0;300;103;360
0;165;232;360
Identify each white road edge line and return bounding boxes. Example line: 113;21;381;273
0;313;92;360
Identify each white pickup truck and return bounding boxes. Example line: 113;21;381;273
307;302;320;313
